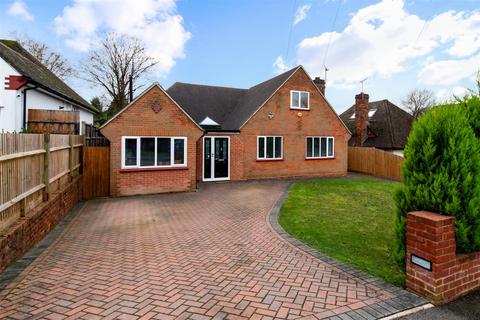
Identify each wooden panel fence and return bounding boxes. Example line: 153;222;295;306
28;109;80;134
0;133;82;234
83;123;109;146
348;147;404;181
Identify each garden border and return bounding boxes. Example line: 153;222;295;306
267;183;431;320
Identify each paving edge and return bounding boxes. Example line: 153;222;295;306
267;182;431;320
379;304;435;320
0;201;87;293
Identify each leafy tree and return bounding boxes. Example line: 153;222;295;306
81;33;158;116
90;97;110;127
394;102;480;267
90;96;106;112
402;89;436;119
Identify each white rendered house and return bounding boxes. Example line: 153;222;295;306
0;40;96;133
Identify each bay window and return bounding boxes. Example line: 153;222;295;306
122;136;187;168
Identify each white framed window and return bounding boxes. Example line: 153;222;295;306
290;90;310;110
121;136;187;169
257;136;283;160
306;136;334;159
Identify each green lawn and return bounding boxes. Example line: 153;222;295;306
279;178;405;286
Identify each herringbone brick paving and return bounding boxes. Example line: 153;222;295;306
1;180;400;319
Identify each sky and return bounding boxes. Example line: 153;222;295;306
1;0;479;114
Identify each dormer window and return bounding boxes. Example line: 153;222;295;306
200;116;219;126
290;90;310;110
350;109;377;119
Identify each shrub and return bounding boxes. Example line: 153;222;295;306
465;95;480;138
394;103;480;267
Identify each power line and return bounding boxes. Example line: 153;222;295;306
413;20;430;47
322;0;343;69
285;0;297;62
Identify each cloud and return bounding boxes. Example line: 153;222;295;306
435;86;468;101
418;54;480;86
53;0;191;75
296;0;480;88
7;0;34;21
273;56;291;74
294;4;312;25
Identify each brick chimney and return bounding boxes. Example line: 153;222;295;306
313;77;326;95
354;93;369;146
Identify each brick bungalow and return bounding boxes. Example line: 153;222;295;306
101;66;351;196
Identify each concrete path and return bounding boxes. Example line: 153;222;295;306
1;180;426;319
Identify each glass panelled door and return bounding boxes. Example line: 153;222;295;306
214;138;228;179
203;137;229;181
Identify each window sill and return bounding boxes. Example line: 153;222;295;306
256;158;284;162
290;107;310;111
120;166;188;172
305;157;335;160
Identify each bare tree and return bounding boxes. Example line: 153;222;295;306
402;89;436;119
81;33;158;115
19;38;75;80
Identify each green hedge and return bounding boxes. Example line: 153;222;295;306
466;95;480;138
394;100;480;267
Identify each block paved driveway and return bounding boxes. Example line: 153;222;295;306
0;180;423;319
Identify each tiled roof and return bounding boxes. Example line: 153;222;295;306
167;66;300;131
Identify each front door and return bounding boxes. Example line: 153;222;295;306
203;137;229;181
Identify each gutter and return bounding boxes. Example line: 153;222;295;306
26;78;97;114
22;85;38;130
203;128;240;133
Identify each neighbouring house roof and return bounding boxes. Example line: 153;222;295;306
167;66;300;131
339;99;414;150
0;40;96;113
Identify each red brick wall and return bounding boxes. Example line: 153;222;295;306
238;68;349;180
0;177;82;273
406;211;480;304
101;85;203;196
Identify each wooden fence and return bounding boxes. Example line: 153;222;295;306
348;147;404;181
0;133;83;234
83;123;109;146
28;109;80;134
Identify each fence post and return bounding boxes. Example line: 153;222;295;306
69;135;74;181
20;198;26;218
43;133;50;201
80;135;85;175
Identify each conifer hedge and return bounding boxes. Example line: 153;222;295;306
394;99;480;267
